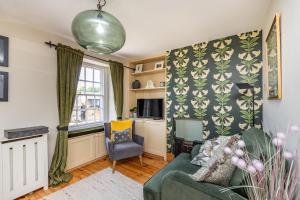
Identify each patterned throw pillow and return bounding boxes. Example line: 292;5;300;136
191;137;222;166
111;120;133;141
190;135;240;186
111;128;132;144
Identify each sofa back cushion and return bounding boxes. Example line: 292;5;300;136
190;135;240;186
104;120;136;139
229;128;273;186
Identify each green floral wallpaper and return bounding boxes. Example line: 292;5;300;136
166;30;263;152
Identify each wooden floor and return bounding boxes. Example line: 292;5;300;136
18;155;168;200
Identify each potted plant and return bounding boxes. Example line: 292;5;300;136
130;107;137;118
223;125;300;200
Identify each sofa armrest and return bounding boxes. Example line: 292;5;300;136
161;171;247;200
133;134;144;146
105;137;114;157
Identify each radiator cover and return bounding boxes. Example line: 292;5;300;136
0;134;48;199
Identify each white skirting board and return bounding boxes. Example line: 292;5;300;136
0;134;48;200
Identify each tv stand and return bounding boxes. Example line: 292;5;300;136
153;117;163;120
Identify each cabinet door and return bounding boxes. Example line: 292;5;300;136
144;121;166;158
66;135;95;170
95;132;107;159
134;120;144;137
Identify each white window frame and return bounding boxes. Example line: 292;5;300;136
69;59;109;130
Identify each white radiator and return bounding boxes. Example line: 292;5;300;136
0;134;48;200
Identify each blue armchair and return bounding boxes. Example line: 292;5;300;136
104;121;144;173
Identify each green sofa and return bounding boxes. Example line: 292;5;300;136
143;128;272;200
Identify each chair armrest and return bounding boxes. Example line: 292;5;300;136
105;137;114;156
161;171;247;200
132;134;144;146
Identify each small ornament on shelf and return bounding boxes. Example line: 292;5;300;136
160;81;166;87
145;80;155;89
129;107;137;118
132;80;141;89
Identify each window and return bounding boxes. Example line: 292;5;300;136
69;61;108;128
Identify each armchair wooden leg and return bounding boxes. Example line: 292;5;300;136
112;160;117;173
139;155;143;167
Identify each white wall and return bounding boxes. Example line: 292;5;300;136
263;0;300;149
0;20;124;167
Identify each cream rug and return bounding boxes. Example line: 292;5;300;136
42;168;143;200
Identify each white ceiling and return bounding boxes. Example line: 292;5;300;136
0;0;271;61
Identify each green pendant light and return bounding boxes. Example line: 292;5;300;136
72;0;126;54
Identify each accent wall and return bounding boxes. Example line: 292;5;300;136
166;30;263;152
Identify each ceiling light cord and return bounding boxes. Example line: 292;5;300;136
97;0;106;10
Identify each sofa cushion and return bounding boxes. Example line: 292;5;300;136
111;128;132;143
190;135;240;186
111;120;133;141
191;137;223;166
112;142;143;161
144;153;200;200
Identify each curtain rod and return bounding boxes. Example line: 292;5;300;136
44;41;134;71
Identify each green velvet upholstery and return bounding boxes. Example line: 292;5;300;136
161;171;247;200
143;153;199;200
144;127;270;200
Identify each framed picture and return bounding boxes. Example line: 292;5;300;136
0;71;8;102
266;13;282;99
0;36;9;67
154;61;164;70
135;64;143;73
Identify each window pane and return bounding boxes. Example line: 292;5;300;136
77;81;85;94
100;96;104;109
86;82;94;94
95;109;102;121
87;96;101;109
70;110;77;124
70;62;106;127
86;109;95;122
94;69;101;82
86;67;93;82
86;96;93;109
77;95;87;122
100;84;104;95
101;70;104;84
79;67;85;80
94;83;102;95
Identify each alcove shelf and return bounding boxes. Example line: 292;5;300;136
126;54;167;118
131;68;166;76
129;87;166;92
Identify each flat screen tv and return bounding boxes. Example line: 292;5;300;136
137;99;163;119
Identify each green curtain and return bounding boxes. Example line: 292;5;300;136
48;44;84;186
109;61;124;119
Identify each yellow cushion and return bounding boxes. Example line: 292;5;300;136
111;120;133;141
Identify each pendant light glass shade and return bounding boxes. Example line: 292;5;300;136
72;10;126;54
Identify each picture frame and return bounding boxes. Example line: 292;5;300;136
266;13;282;99
135;64;143;73
0;71;8;102
0;35;9;67
154;61;164;70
